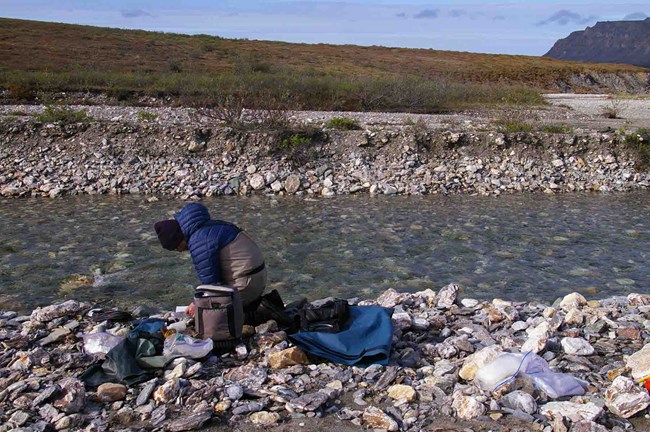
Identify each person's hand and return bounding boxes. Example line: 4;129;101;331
185;303;195;317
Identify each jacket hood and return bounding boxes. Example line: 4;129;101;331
175;203;211;240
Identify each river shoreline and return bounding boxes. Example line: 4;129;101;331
1;288;649;431
1;102;649;199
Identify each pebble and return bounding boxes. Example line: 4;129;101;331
561;337;595;356
387;384;416;402
1;287;649;431
97;383;127;402
363;406;398;431
250;411;280;426
1;111;647;200
605;376;650;418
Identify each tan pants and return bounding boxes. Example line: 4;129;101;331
219;232;266;307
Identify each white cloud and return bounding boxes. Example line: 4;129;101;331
536;9;598;26
414;9;439;19
623;12;647;20
121;9;152;18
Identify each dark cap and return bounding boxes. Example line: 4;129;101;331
154;219;184;251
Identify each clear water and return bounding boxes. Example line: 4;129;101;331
1;192;649;312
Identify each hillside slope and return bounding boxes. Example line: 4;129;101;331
545;18;650;68
0;18;649;111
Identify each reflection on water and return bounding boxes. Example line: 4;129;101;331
0;192;649;312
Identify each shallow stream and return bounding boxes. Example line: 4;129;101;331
1;192;649;312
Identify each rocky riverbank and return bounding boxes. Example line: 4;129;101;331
1;288;650;431
0;104;649;199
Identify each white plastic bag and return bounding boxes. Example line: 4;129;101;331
163;333;213;359
79;332;124;355
475;351;586;399
475;352;533;391
528;372;585;399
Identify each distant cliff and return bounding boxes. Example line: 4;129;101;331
545;18;650;68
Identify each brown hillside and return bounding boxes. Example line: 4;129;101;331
0;18;648;112
1;18;645;84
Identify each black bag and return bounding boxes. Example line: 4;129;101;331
298;298;349;333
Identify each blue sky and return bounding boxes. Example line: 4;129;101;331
1;1;648;55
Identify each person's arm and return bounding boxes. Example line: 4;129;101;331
193;245;222;285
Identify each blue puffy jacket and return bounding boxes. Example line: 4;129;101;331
175;203;239;285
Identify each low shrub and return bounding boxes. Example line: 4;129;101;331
35;106;92;124
326;117;361;130
273;125;325;165
6;80;36;101
2;69;545;114
494;119;533;133
137;111;158;122
623;128;650;170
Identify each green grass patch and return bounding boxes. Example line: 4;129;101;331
273;126;325;165
35;106;92;125
137;111;158;122
325;117;361;130
494;119;533;133
1;69;546;114
540;123;573;134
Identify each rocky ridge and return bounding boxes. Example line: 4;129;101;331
0;112;649;199
545;18;650;68
1;289;650;431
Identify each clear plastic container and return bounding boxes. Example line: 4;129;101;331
79;332;124;355
163;333;214;359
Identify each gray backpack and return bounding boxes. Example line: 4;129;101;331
193;285;243;345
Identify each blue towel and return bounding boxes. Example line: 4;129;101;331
289;306;393;366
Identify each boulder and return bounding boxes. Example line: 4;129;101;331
268;347;309;369
559;293;587;311
501;391;537;415
31;300;81;322
459;345;502;381
153;379;180;404
436;284;459;308
561;338;595;356
167;409;212;432
97;383;127;402
387;384;416;402
376;289;405;308
604;376;650;418
250;411;280;426
363;406;398;431
286;392;329;412
284;175;301;194
452;393;486;419
249;174;265;190
627;344;650;380
52;378;86;414
539;402;602;423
